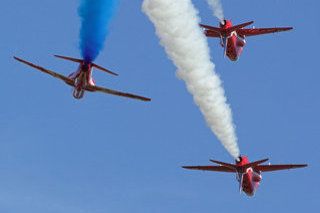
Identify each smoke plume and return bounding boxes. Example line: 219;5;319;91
207;0;225;23
79;0;119;63
142;0;239;158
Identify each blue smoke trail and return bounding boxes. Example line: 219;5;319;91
79;0;119;63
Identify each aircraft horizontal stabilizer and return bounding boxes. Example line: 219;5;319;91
210;159;237;170
200;21;254;37
92;63;118;76
243;158;269;169
54;55;83;63
54;55;118;76
226;21;254;33
199;24;221;33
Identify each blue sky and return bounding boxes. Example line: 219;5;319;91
0;0;319;212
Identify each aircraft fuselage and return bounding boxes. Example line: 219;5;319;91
236;156;262;196
183;155;306;197
67;62;95;99
203;19;293;62
218;20;246;61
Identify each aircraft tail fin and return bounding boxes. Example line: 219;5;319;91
54;55;118;76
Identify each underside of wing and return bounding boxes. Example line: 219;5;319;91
254;164;307;172
14;56;74;86
182;166;236;173
85;84;151;102
238;27;293;37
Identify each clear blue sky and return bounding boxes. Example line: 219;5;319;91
0;0;319;212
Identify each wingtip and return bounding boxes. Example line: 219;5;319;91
209;159;216;164
104;71;119;77
182;166;193;169
13;56;22;62
139;96;151;102
293;164;308;169
108;72;119;77
282;27;293;31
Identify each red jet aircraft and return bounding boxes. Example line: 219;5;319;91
182;155;307;196
14;55;150;101
200;19;293;61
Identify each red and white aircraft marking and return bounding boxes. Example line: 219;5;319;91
201;19;293;61
14;55;150;101
183;155;307;196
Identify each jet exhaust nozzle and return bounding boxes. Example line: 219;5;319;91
220;19;227;26
82;62;91;72
236;156;242;164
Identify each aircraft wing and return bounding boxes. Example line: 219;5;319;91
182;166;236;173
14;56;74;86
85;84;151;102
237;27;293;37
254;164;307;172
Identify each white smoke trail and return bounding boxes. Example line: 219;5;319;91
142;0;239;159
207;0;225;23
